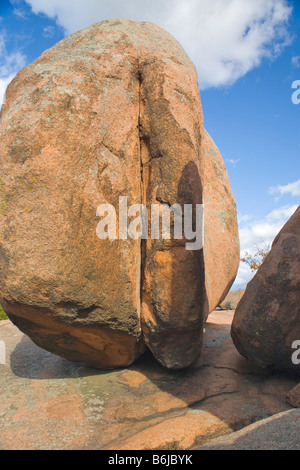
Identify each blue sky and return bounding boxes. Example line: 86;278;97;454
0;0;299;288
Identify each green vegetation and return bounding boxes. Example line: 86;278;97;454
0;306;8;320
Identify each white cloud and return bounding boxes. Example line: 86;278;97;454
292;56;300;68
239;221;282;254
24;0;292;89
227;158;240;167
233;261;253;288
266;204;299;221
269;179;300;198
0;33;26;107
0;75;15;107
12;7;28;19
237;214;253;224
232;203;298;289
43;25;56;37
239;204;298;254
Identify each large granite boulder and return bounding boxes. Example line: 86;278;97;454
0;19;239;369
231;206;300;372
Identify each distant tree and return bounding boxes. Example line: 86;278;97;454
241;243;271;272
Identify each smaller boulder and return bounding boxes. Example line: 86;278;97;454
287;384;300;408
219;289;245;310
231;206;300;372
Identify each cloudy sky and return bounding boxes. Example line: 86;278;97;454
0;0;299;288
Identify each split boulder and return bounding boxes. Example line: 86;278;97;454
0;19;239;369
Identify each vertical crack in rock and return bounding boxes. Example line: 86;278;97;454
137;53;150;347
136;53;143;328
136;51;148;336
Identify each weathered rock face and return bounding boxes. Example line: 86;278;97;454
0;311;298;450
231;206;300;372
197;409;300;450
203;130;240;314
219;289;245;311
0;19;239;369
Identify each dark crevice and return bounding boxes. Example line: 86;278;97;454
137;54;146;337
